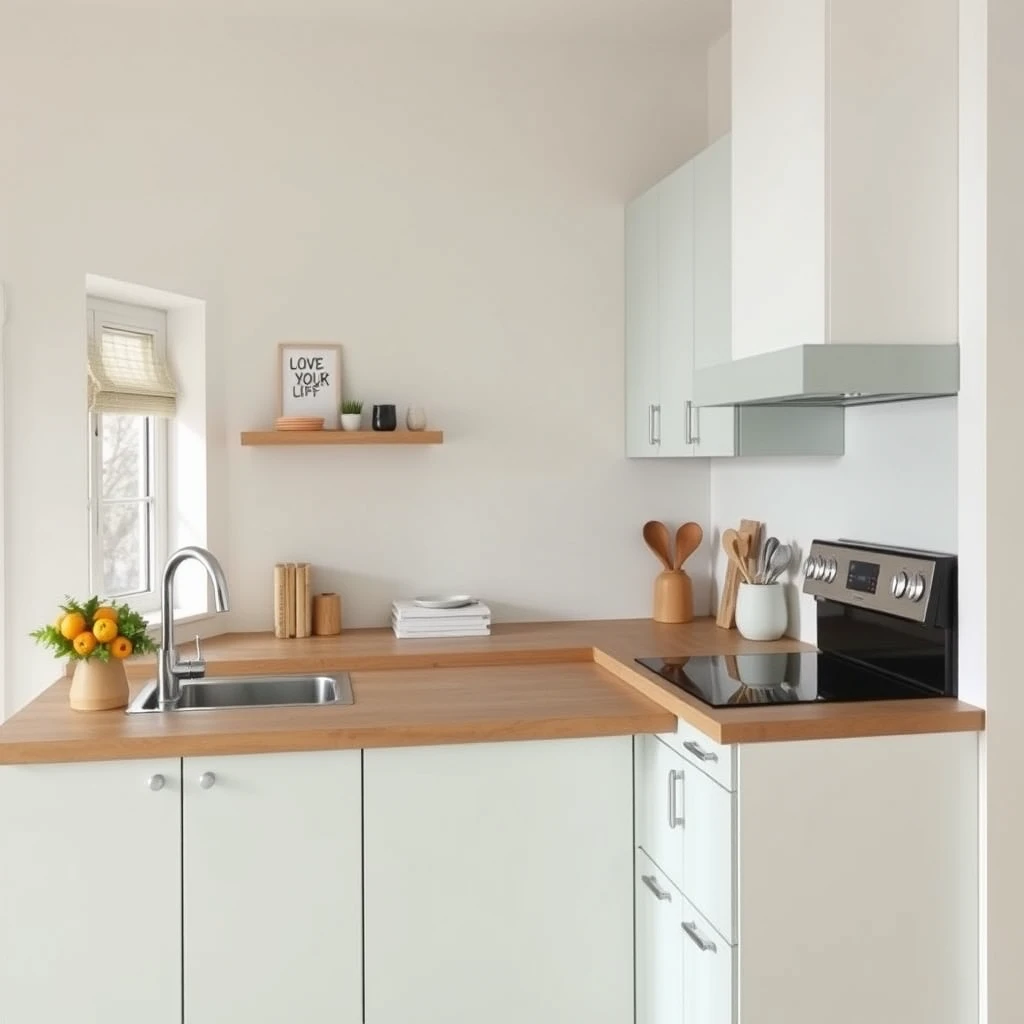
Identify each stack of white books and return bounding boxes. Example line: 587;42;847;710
391;600;491;639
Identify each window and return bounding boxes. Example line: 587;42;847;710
87;299;176;611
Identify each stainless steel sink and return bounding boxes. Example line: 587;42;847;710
125;673;354;713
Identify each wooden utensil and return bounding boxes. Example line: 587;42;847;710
722;529;753;585
674;522;703;570
715;518;763;629
642;521;673;571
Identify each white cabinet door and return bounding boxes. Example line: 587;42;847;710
183;750;362;1024
626;188;660;457
693;133;737;458
0;758;181;1024
636;850;685;1024
636;735;736;943
681;893;735;1024
657;162;696;457
364;737;633;1024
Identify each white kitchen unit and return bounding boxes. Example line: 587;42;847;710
731;0;958;357
625;134;844;459
635;726;979;1024
183;750;362;1024
363;736;633;1024
0;758;182;1024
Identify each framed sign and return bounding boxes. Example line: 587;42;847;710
278;343;342;423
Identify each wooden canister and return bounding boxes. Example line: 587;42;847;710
69;658;130;712
312;593;342;636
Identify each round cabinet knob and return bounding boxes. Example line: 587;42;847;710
908;573;927;602
891;571;909;599
199;771;216;790
148;774;165;792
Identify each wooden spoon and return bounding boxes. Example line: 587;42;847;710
722;528;753;585
674;522;704;570
642;521;673;571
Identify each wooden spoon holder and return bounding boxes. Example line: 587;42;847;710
653;570;694;624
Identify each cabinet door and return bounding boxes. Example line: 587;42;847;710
626;187;661;457
681;893;735;1024
0;758;181;1024
657;163;696;457
693;134;736;458
183;750;362;1024
636;735;736;943
365;737;633;1024
636;850;685;1024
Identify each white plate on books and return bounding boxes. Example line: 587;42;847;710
413;595;476;609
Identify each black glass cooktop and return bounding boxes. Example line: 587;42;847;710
635;653;937;707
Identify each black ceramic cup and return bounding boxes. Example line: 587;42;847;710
372;404;397;431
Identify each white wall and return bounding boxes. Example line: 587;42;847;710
0;10;712;716
710;398;958;642
706;32;731;141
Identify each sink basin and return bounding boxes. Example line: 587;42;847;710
125;673;354;713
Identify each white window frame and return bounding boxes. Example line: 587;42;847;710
87;298;170;613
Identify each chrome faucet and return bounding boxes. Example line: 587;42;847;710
157;546;230;709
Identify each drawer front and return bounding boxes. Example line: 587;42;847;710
658;718;735;792
635;851;684;1024
680;892;736;1024
636;735;736;943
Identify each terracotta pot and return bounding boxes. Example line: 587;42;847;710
69;658;129;712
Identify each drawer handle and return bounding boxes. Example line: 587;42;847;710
668;768;684;829
683;740;719;764
641;874;672;902
681;920;718;953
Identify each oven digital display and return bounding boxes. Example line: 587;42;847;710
846;560;880;594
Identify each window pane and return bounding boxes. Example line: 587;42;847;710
101;415;149;499
101;501;150;595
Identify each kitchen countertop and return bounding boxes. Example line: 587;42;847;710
0;619;984;764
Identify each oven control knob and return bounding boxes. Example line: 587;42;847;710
824;558;838;583
907;573;926;602
803;556;820;580
891;570;909;599
812;556;826;581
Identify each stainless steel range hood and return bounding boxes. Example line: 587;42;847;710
693;344;960;408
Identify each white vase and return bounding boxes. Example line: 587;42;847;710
406;406;427;431
340;413;362;432
735;583;788;642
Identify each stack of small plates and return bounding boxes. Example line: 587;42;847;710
275;417;325;431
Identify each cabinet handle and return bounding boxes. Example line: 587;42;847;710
148;774;165;792
684;400;693;445
653;404;662;445
690;402;700;444
681;920;718;953
641;874;672;902
682;740;719;764
648;404;655;446
667;768;684;829
198;771;217;790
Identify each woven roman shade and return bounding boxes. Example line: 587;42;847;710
88;327;177;417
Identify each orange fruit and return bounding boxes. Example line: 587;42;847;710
54;612;65;630
73;632;97;657
93;607;118;625
92;618;118;643
60;613;87;640
111;637;133;659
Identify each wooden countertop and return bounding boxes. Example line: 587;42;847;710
0;619;984;764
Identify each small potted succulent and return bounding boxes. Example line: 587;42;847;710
32;597;157;711
340;399;363;432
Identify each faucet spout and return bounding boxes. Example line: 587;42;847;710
157;546;230;709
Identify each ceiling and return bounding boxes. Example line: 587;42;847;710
13;0;729;41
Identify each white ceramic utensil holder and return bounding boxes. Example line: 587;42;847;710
735;582;788;641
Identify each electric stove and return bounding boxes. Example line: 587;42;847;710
637;539;957;708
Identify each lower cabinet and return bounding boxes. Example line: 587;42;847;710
0;758;182;1024
363;736;634;1024
636;850;735;1024
183;750;362;1024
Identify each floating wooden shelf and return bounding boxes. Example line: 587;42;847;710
241;429;444;446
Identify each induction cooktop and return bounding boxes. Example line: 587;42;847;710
635;652;938;707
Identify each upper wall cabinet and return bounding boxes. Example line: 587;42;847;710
625;135;844;459
731;0;958;358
